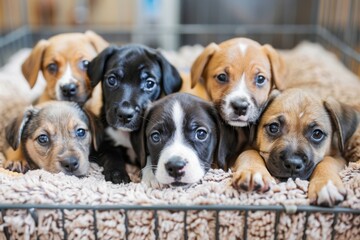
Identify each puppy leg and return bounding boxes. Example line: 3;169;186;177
4;147;29;173
91;141;131;184
308;156;346;207
232;150;275;192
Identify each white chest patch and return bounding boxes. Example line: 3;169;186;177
105;127;136;163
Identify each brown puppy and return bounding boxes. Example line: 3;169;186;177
191;38;286;127
4;101;102;176
232;89;360;206
22;30;108;104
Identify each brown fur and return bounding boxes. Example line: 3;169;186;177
22;31;108;103
232;89;360;206
4;101;102;176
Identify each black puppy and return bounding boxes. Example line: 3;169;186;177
87;44;182;183
131;93;246;187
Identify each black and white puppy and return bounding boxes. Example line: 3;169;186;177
131;93;246;187
87;44;182;183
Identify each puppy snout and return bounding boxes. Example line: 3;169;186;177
60;157;80;172
231;99;249;116
282;155;305;173
165;157;187;179
61;83;78;97
116;102;135;124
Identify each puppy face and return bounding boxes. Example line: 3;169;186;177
256;89;359;180
6;101;101;176
87;44;182;131
191;38;286;127
131;93;244;186
22;31;108;104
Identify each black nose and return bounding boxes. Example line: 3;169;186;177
60;157;79;172
282;156;305;173
231;99;249;116
61;83;78;97
116;102;135;124
165;157;187;179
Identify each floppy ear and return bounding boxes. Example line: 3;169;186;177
262;44;286;90
84;30;109;53
6;107;37;150
190;42;219;88
324;98;360;152
83;109;103;152
22;40;49;88
154;51;182;95
87;46;117;88
130;111;148;169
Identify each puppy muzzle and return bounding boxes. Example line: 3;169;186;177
165;156;187;181
60;156;87;177
107;103;141;131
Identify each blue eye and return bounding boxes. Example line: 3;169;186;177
255;75;267;87
80;60;89;71
145;79;156;91
37;134;49;145
106;75;117;87
150;131;161;143
311;129;325;143
195;128;208;141
216;73;228;83
76;128;86;138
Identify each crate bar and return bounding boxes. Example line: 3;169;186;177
124;210;129;240
302;211;310;240
154;210;159;240
243;210;248;240
330;212;338;240
92;210;98;240
61;209;67;240
274;211;280;240
183;210;188;240
215;210;219;240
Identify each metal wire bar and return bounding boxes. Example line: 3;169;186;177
61;209;67;240
154;210;159;240
243;210;248;240
302;211;310;240
124;210;129;240
92;209;98;240
330;213;338;240
215;210;219;240
274;211;280;240
183;210;188;240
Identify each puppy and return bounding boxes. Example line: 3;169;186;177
232;89;360;206
22;30;108;104
191;38;286;127
131;93;246;187
87;44;182;183
4;101;102;176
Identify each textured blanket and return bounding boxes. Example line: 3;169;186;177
0;42;360;240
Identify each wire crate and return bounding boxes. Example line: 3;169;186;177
0;0;360;239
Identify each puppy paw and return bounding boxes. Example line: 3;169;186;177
104;169;131;184
3;158;29;173
232;170;275;193
308;180;346;207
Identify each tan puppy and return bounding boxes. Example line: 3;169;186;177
232;89;360;206
4;101;102;176
191;38;286;127
22;30;108;104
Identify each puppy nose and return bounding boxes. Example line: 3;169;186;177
231;99;249;116
116;103;135;124
165;157;187;179
61;83;78;97
60;157;79;172
283;156;305;173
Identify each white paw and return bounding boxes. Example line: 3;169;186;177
316;180;346;206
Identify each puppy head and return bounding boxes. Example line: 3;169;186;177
131;93;241;186
191;38;286;127
5;101;102;176
22;31;108;104
87;44;182;131
256;89;359;180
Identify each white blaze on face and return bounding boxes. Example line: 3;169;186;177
239;43;248;55
222;73;255;127
55;63;77;99
155;101;205;185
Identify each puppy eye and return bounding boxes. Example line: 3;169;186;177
311;129;325;142
37;134;49;145
79;60;90;71
195;128;208;141
76;128;86;138
47;63;58;74
145;79;156;91
266;123;280;135
255;75;267;87
150;131;161;143
216;73;228;83
106;75;117;87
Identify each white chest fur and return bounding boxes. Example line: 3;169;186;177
105;127;137;163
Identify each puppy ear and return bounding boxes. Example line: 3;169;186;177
324;98;360;152
262;44;286;90
6;107;36;150
191;43;219;88
155;51;182;95
83;109;103;152
87;46;117;88
22;40;49;88
84;30;109;53
130;112;148;169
